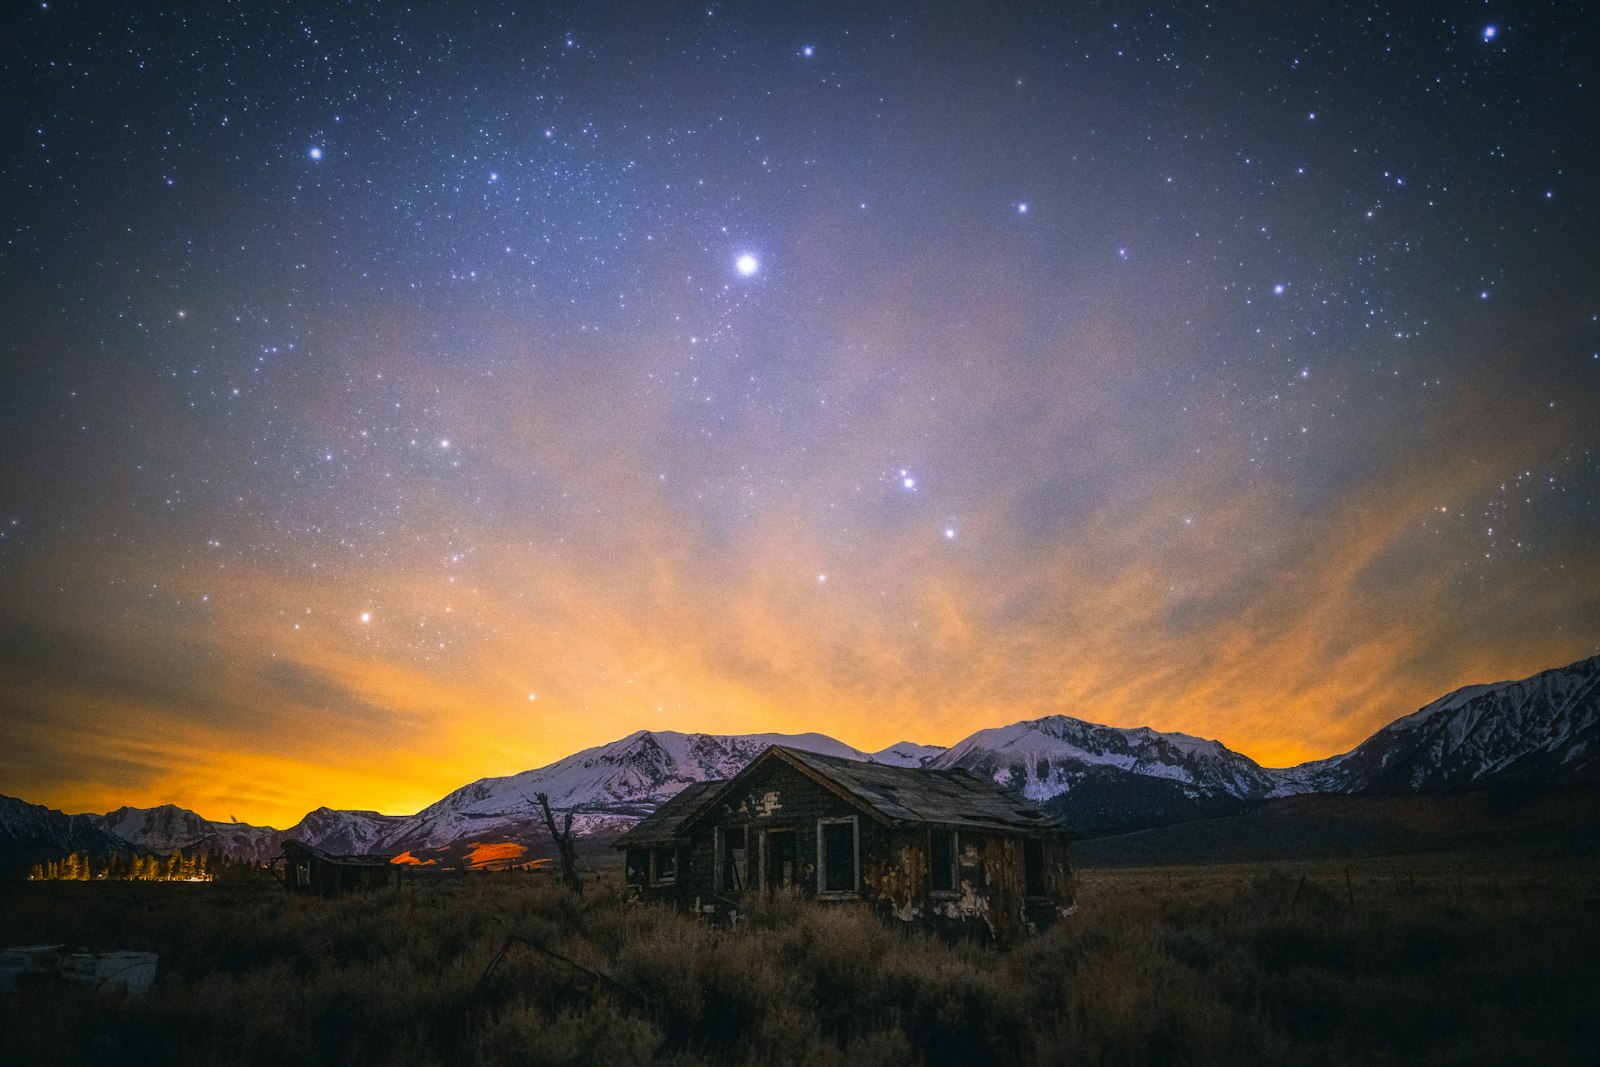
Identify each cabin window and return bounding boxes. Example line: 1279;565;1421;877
817;816;858;896
1023;838;1047;897
929;828;957;893
716;827;748;893
651;848;677;885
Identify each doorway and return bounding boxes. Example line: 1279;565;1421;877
763;828;798;891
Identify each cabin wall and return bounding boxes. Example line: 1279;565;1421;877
625;755;1077;944
623;846;693;906
684;759;867;906
862;829;1076;943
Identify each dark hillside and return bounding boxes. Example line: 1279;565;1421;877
1075;784;1600;868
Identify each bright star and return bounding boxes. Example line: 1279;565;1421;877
944;527;956;540
1016;201;1029;214
736;253;759;276
1482;25;1497;41
1273;283;1285;296
802;44;814;58
360;612;371;623
308;146;322;160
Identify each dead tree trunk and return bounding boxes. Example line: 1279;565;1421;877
533;792;582;894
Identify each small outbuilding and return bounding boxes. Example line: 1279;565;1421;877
615;745;1074;943
281;839;400;896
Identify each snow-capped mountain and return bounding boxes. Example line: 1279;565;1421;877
5;655;1597;871
869;742;948;768
375;730;920;853
931;716;1281;801
77;803;394;863
1275;655;1600;793
96;804;234;854
288;807;409;856
0;794;132;878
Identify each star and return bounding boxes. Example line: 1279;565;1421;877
308;146;323;161
1482;25;1497;41
802;44;814;58
359;612;371;623
736;253;760;276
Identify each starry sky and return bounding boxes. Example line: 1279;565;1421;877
3;1;1597;828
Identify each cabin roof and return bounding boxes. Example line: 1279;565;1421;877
775;747;1068;835
613;746;1068;849
611;780;725;848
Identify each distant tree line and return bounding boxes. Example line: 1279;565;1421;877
27;849;240;882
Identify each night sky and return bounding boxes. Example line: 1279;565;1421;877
3;2;1597;828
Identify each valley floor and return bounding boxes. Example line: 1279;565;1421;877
3;851;1597;1066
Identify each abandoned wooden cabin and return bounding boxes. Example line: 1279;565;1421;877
281;839;400;896
615;745;1075;943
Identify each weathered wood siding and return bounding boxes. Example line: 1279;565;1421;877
864;829;1075;943
620;750;1077;943
681;757;864;906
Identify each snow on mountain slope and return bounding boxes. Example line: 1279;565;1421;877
84;804;408;863
379;729;879;852
932;715;1281;802
283;807;408;855
9;656;1597;867
1279;656;1600;793
869;741;947;767
96;804;227;853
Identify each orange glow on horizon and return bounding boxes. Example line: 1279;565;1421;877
3;309;1594;830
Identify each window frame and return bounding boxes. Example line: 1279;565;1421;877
648;847;678;886
815;815;860;899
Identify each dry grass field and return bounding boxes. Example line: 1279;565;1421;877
3;852;1597;1066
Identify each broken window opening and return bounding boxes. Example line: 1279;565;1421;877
651;848;677;885
817;816;858;896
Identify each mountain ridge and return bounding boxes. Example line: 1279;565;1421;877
6;654;1595;868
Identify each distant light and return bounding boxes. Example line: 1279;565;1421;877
944;527;957;540
1482;25;1497;41
439;438;451;449
360;612;371;623
1016;201;1029;215
1273;283;1285;296
802;44;814;58
902;476;916;490
736;253;759;276
308;146;323;160
528;692;537;701
817;573;827;583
